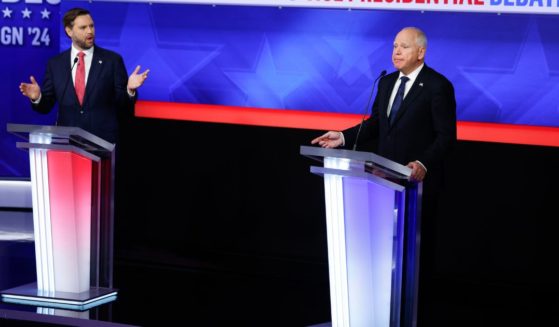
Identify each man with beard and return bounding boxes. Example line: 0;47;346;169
19;7;149;144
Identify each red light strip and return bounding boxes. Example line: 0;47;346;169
135;100;559;147
456;121;559;147
135;100;361;131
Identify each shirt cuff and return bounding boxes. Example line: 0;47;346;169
415;160;427;172
31;94;41;104
340;132;345;147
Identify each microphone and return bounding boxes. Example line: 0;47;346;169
56;56;79;125
352;69;387;151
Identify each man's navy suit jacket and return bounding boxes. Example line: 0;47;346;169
33;46;136;144
344;64;457;184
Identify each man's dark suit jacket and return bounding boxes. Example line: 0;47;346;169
344;64;457;187
32;46;136;144
345;65;457;305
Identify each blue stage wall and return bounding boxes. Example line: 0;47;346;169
1;0;558;177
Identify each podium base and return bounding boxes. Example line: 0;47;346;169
0;283;117;311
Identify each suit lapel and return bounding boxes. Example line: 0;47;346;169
83;48;104;106
59;51;80;104
390;67;427;126
382;74;399;122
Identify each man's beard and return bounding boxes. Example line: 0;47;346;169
75;37;94;50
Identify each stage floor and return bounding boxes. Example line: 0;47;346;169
0;209;332;326
2;209;557;327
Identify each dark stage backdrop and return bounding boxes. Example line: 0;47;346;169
111;116;559;325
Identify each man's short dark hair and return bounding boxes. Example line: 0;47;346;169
63;8;91;30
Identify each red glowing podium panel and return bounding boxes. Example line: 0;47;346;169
2;124;117;310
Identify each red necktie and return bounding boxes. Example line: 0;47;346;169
75;51;86;106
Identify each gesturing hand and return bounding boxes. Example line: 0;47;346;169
19;76;41;101
311;131;344;149
127;65;149;92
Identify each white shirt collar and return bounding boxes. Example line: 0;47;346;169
387;63;425;116
71;45;94;62
70;45;95;84
398;63;424;83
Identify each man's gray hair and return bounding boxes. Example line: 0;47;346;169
402;27;427;48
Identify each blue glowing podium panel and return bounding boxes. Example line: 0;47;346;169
300;146;422;327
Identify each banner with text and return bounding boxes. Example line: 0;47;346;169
0;1;60;176
94;0;559;15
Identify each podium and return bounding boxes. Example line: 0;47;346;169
300;146;422;327
1;124;118;310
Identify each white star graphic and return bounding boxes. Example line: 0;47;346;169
21;7;31;19
2;7;12;18
40;8;50;20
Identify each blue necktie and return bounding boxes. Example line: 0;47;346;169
389;76;410;125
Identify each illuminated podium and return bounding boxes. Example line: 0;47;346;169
1;124;118;310
301;146;422;327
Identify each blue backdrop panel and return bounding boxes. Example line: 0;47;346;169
2;1;558;177
67;2;559;129
0;2;59;177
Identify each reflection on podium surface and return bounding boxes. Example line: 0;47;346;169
37;306;90;319
0;301;125;326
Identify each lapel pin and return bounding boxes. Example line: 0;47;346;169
419;82;423;87
99;60;102;64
